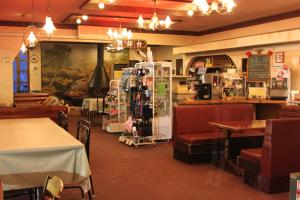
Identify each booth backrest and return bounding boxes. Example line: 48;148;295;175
173;104;254;136
261;118;300;179
279;106;300;118
0;106;68;122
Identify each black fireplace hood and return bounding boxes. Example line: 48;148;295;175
88;44;110;97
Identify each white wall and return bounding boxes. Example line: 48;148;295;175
0;27;23;107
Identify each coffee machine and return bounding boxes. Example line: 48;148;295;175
196;83;212;100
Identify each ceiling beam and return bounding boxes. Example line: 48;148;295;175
81;3;188;17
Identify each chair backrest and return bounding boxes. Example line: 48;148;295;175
261;118;300;179
57;111;68;131
41;176;64;200
77;119;91;130
77;124;91;161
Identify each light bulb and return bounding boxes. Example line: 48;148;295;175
27;31;37;48
137;15;144;28
121;28;128;38
211;1;218;11
107;28;113;38
187;9;194;16
82;15;88;21
20;43;27;54
165;16;172;29
98;2;105;9
198;0;210;14
43;16;56;37
76;18;82;24
113;30;118;39
127;30;132;40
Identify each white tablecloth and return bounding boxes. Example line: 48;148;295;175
82;98;104;112
0;118;91;190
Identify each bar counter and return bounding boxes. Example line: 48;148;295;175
177;99;286;105
177;99;286;120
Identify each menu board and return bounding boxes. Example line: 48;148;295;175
247;55;270;82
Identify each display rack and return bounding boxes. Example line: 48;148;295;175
119;62;172;147
102;80;127;133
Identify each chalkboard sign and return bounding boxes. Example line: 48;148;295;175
247;55;270;82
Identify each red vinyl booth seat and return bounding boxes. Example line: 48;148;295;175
173;104;263;163
238;118;300;193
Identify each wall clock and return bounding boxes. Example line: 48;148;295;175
30;55;39;63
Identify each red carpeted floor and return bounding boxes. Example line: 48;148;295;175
59;117;288;200
6;117;288;200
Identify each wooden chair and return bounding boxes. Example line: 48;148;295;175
65;123;94;199
42;176;64;200
57;110;68;131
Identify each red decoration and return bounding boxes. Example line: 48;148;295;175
245;51;252;57
267;50;273;56
283;65;289;70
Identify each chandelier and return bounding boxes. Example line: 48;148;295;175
106;26;133;51
26;0;39;49
189;0;236;16
137;0;172;31
20;15;27;54
42;0;56;38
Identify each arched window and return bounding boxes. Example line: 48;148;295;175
13;51;29;93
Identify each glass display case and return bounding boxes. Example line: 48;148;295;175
102;80;127;133
118;61;172;147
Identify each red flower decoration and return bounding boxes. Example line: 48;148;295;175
245;51;252;57
267;50;273;56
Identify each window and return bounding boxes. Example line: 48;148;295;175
13;51;29;93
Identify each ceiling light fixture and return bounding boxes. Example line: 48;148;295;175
189;0;236;16
76;18;82;24
43;16;56;38
137;0;172;31
187;9;194;16
82;15;88;21
98;1;105;9
106;19;133;51
20;15;27;54
27;0;39;48
42;0;56;38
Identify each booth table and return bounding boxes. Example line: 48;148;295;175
0;118;91;191
209;120;266;174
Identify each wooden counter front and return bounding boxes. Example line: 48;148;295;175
178;99;286;105
177;99;286;120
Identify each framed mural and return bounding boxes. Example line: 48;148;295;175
41;42;129;100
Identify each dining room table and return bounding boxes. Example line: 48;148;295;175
0;118;91;192
208;120;266;175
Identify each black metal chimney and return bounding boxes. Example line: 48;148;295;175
88;44;110;97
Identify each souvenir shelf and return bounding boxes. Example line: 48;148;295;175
119;62;172;147
102;80;127;133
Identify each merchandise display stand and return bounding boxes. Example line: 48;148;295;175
102;80;127;133
118;62;172;147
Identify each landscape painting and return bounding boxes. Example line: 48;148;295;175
41;42;129;100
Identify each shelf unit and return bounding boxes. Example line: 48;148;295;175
102;80;127;133
119;62;172;147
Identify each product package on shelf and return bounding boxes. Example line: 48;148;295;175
119;62;172;147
